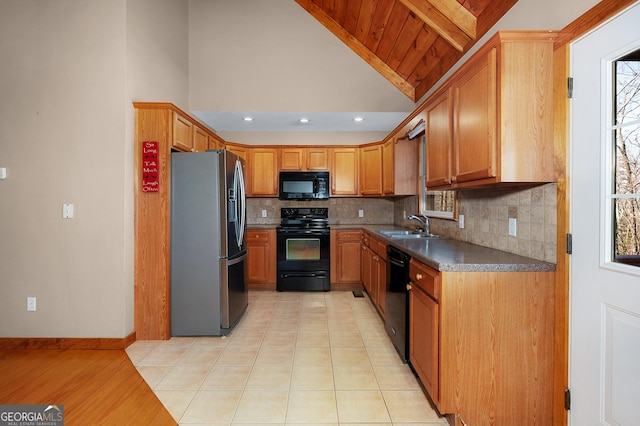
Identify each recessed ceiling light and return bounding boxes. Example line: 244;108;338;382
299;118;309;123
243;117;254;122
354;117;364;122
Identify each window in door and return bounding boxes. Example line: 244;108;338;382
611;48;640;267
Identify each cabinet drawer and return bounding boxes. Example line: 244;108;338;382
247;230;271;242
337;231;361;242
410;259;440;300
375;239;387;258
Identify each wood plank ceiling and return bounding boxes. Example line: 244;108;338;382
295;0;518;102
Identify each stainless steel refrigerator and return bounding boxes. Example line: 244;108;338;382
170;150;248;336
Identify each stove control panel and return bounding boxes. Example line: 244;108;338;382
281;207;328;219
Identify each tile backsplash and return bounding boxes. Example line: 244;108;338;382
414;183;558;263
247;183;557;263
247;197;395;225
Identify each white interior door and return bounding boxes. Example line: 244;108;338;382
570;3;640;424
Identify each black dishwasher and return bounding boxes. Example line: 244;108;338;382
385;245;411;361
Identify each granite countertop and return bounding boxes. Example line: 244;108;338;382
246;224;277;230
246;223;556;273
360;225;556;273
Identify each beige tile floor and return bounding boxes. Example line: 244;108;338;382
126;291;447;425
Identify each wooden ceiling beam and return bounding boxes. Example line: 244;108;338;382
398;0;476;51
295;0;417;100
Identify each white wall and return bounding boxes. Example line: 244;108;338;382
187;0;416;144
0;0;129;337
127;0;190;110
0;0;189;338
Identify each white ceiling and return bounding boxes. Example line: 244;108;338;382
193;111;410;133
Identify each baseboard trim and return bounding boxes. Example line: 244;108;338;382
0;332;137;350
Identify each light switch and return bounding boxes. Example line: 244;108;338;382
63;203;74;219
261;209;267;218
0;167;7;179
508;218;517;236
358;210;364;218
458;214;465;229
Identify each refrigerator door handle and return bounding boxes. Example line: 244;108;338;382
227;251;247;266
234;158;246;248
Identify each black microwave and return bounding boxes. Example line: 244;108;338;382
279;171;330;200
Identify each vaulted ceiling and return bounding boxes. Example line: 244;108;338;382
295;0;518;102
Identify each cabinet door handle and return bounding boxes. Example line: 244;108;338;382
451;176;457;182
416;273;423;280
406;283;412;291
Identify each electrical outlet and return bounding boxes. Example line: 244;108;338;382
27;297;36;312
458;214;465;229
358;210;364;218
508;218;517;236
403;210;407;219
261;209;267;218
62;203;74;219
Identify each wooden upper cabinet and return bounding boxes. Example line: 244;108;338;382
425;88;454;188
249;147;279;196
209;134;225;151
306;147;329;170
360;144;383;196
382;139;394;194
280;148;305;170
172;112;193;152
193;125;209;152
330;147;358;196
172;112;217;153
423;31;557;189
280;147;329;171
383;136;418;195
225;142;249;161
453;48;497;184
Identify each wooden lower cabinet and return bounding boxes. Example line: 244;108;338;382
374;250;386;316
331;230;362;285
409;260;440;406
361;231;387;316
409;259;555;425
361;243;374;297
245;229;276;290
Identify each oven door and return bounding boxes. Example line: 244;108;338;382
276;228;330;291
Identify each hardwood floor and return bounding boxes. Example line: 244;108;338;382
0;349;177;425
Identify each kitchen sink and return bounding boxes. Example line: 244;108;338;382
379;230;414;236
378;230;441;239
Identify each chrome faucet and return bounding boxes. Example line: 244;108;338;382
408;214;430;235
